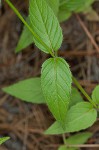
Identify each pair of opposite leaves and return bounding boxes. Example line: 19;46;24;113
3;77;99;134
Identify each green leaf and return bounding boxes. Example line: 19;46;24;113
15;0;60;52
66;132;92;145
13;0;95;52
3;77;82;106
78;0;95;13
3;78;45;104
58;132;92;150
92;85;99;105
58;0;71;22
29;0;63;54
69;87;83;107
58;146;77;150
58;9;71;22
0;137;10;145
46;0;59;16
41;57;72;128
45;102;97;134
65;0;94;13
15;17;33;52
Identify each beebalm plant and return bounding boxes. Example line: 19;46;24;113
3;0;99;149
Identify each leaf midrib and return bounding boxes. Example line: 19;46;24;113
54;58;62;122
35;0;54;52
53;58;68;124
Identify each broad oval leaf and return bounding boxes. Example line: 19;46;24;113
29;0;63;53
0;137;10;145
45;102;97;134
92;85;99;105
41;57;72;128
3;78;45;104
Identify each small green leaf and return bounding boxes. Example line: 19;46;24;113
16;17;33;52
58;132;92;150
3;78;45;104
58;146;77;150
66;132;92;145
41;57;72;128
0;137;10;145
29;0;63;54
69;87;83;107
45;102;97;134
92;85;99;105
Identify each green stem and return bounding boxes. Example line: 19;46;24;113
5;0;54;57
62;134;67;146
72;76;97;108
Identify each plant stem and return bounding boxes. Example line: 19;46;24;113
62;134;68;150
72;76;97;108
62;134;67;145
5;0;55;57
